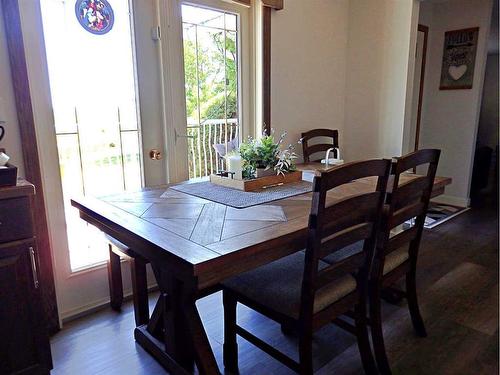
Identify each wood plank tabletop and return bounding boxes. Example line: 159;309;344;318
72;169;451;290
296;163;452;191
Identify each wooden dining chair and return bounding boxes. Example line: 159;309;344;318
106;235;150;327
300;128;339;162
367;149;440;374
221;159;391;374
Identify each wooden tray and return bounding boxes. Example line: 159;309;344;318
210;170;303;192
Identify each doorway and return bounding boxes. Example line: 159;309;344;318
409;24;429;153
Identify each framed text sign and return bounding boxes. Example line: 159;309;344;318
439;27;479;90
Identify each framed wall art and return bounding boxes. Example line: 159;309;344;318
439;27;479;90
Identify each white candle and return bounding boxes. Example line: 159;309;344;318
0;152;9;166
227;154;243;180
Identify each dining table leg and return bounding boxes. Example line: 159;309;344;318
164;277;196;371
134;265;220;375
181;279;221;375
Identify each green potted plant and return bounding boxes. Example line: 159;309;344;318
239;130;297;179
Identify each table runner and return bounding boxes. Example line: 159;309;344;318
166;180;312;209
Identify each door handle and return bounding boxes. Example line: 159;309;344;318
149;149;163;160
174;128;194;144
29;247;39;289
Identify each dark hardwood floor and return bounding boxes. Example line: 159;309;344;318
50;203;498;374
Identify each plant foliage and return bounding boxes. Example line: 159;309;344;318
239;130;297;179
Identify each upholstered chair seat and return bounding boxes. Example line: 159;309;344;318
222;252;357;319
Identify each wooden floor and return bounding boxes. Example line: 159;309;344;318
50;202;498;374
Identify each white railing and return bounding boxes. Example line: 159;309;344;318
186;119;239;179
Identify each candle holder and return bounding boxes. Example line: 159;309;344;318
215;171;235;179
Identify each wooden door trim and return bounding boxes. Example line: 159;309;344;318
262;0;283;135
262;0;283;10
414;24;429;152
229;0;284;7
1;0;59;333
262;5;272;134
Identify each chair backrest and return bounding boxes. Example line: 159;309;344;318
301;129;339;163
376;149;441;270
300;159;391;319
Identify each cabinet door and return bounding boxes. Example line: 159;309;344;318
0;197;33;244
0;240;52;374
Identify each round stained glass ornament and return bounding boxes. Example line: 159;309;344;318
75;0;114;35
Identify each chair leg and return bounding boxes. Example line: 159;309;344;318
130;257;149;326
369;283;391;375
406;269;427;337
298;332;313;375
355;292;379;375
107;245;123;311
223;290;239;373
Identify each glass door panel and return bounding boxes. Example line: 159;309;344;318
41;0;142;271
181;3;241;178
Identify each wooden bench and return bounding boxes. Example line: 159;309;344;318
106;235;149;326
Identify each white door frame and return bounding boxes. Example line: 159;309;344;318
158;0;190;182
134;0;170;186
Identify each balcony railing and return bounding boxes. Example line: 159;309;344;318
186;119;239;179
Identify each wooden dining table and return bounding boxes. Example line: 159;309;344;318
71;163;451;375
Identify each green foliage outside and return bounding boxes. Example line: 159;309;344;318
183;26;237;123
183;24;238;178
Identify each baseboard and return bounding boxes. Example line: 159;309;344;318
431;194;470;208
60;283;158;324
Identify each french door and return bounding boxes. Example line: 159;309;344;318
39;0;167;319
35;0;251;320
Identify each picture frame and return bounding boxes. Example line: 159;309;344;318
439;27;479;90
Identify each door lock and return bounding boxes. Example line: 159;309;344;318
149;149;163;160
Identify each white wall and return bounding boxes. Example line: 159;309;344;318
270;0;349;158
0;3;25;176
477;53;499;149
418;0;493;206
343;0;417;161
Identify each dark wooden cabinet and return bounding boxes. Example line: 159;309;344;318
0;182;52;374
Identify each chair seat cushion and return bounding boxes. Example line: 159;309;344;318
323;241;409;275
221;252;356;319
383;247;409;275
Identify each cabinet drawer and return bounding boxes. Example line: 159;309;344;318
0;197;33;243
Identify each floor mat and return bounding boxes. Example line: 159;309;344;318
404;202;470;229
